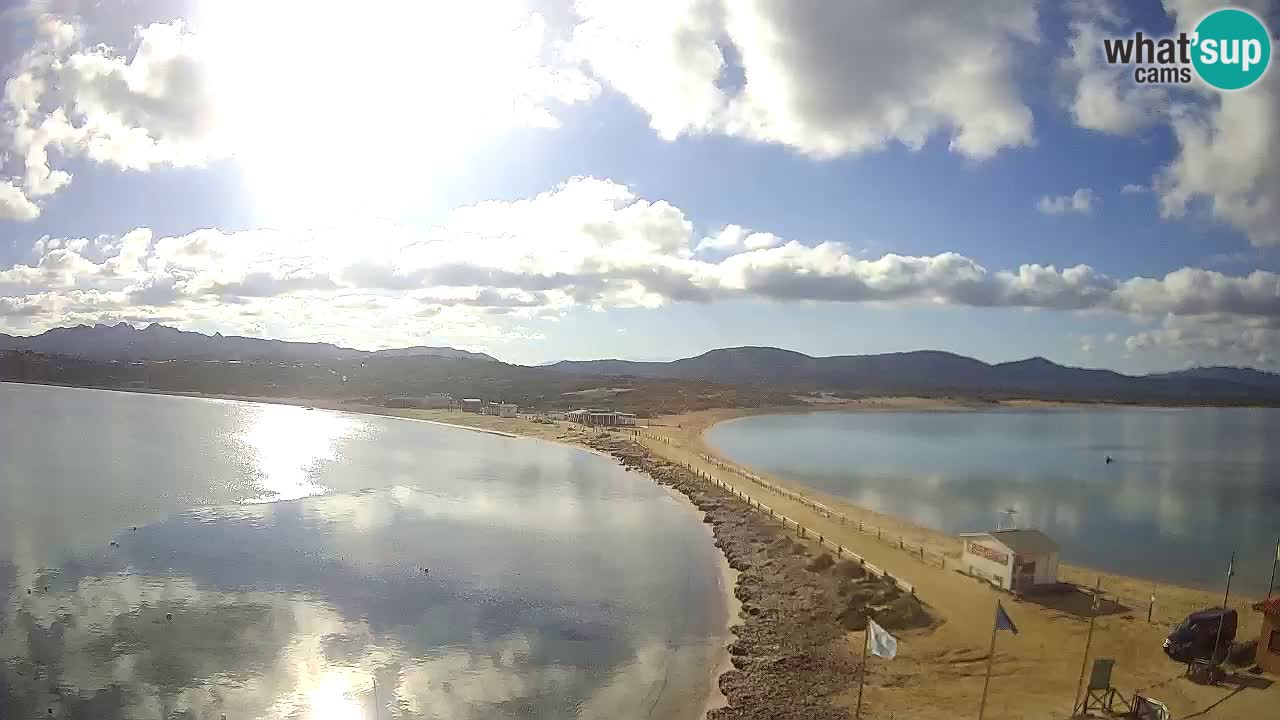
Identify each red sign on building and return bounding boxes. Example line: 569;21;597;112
968;541;1010;566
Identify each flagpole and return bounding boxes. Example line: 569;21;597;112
856;614;870;719
1211;551;1235;667
1267;539;1278;603
1072;577;1102;716
977;602;1000;720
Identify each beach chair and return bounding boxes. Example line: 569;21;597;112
1075;658;1132;717
1131;695;1170;720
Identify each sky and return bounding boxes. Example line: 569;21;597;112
1;0;1279;372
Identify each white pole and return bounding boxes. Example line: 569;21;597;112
977;602;1000;720
856;616;870;719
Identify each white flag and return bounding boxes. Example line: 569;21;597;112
867;618;897;660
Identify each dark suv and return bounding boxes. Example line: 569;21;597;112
1163;608;1237;663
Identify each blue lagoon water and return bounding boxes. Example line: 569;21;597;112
706;408;1280;594
0;383;729;719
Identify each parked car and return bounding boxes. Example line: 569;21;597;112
1163;608;1237;663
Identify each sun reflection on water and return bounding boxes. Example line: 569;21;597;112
238;405;363;504
304;668;372;720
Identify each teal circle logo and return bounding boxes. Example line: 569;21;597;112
1192;8;1272;90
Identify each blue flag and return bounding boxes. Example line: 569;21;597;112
996;603;1019;635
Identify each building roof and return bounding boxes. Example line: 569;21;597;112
1254;597;1280;616
962;529;1059;555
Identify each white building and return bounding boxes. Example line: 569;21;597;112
565;409;636;427
481;402;518;417
959;529;1060;593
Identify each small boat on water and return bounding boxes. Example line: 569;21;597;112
1104;455;1113;464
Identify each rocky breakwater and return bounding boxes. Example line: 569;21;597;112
587;434;933;720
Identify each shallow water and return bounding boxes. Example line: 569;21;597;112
706;407;1280;594
0;383;728;719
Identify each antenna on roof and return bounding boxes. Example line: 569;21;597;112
997;507;1018;530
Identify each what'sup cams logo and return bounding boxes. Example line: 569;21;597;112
1103;7;1273;90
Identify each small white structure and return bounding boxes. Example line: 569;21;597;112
480;402;518;417
460;398;483;413
959;529;1060;593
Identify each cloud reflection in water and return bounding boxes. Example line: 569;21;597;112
2;478;726;719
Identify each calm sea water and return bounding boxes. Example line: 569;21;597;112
706;408;1280;594
0;383;728;719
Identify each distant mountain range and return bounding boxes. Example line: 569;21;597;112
4;326;1279;405
0;323;497;363
549;346;1280;403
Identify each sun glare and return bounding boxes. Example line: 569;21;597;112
196;0;544;227
305;673;370;720
238;404;360;503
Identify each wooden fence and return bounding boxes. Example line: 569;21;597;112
634;431;949;567
632;430;920;597
630;431;1268;626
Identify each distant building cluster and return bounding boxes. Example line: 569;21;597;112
385;394;639;426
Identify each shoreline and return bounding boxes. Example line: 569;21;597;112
661;484;741;720
11;379;1257;602
640;402;1276;719
586;432;888;719
670;401;1259;598
9;382;1277;716
0;381;742;719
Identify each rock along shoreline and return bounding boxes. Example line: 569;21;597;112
587;432;904;720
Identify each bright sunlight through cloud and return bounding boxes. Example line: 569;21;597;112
194;0;596;226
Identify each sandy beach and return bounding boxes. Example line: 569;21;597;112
638;400;1279;719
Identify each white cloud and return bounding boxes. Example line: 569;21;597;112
1;16;222;218
1036;188;1095;215
572;0;1038;160
1058;0;1280;247
694;224;781;253
1059;5;1166;134
0;4;599;219
570;0;727;140
7;178;1280;364
1120;183;1147;194
0;178;39;220
1112;267;1280;317
1156;68;1280;247
1125;314;1279;369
